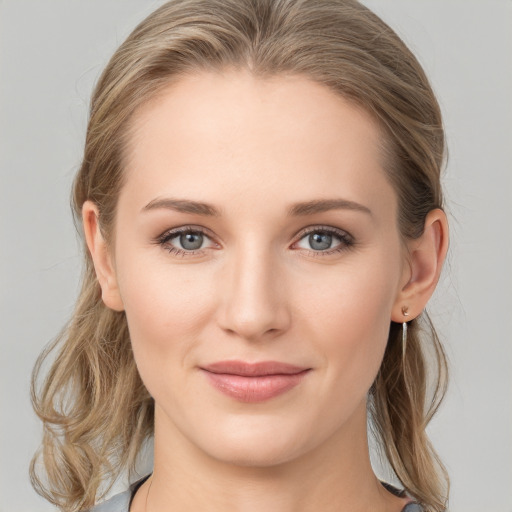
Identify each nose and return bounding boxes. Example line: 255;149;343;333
216;243;291;342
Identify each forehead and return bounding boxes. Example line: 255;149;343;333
121;69;395;220
127;68;385;156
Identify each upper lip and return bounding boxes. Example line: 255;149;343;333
201;360;310;376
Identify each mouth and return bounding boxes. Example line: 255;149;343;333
200;360;311;403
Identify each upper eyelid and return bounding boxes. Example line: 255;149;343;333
299;225;352;238
158;225;216;241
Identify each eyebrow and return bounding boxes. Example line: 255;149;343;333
141;197;372;217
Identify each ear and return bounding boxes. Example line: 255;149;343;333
391;208;449;322
82;200;124;312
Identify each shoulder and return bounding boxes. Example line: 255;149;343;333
380;482;424;512
402;504;424;512
86;489;131;512
86;475;151;512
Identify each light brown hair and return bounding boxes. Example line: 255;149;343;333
30;1;449;510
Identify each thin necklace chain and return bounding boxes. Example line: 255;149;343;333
142;474;413;512
144;475;153;512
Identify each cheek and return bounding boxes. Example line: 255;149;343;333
114;251;215;387
300;255;400;395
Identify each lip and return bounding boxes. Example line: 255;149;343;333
200;360;311;403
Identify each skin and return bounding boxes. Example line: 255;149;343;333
83;69;448;512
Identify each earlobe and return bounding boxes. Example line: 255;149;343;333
82;200;125;312
391;208;449;322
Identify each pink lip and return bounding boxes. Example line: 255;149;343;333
200;360;311;403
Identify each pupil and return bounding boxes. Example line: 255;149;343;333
310;232;331;250
181;232;203;250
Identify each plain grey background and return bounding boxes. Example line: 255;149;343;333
1;1;511;511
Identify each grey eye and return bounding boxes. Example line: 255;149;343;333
177;232;204;250
308;232;333;251
296;230;344;252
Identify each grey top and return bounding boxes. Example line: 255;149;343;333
88;475;424;511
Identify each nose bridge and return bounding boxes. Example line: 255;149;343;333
218;237;289;340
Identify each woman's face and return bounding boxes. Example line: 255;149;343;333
107;70;410;465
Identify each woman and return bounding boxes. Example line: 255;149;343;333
30;0;450;511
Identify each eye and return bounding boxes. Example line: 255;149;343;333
155;226;216;257
154;225;354;259
294;226;354;257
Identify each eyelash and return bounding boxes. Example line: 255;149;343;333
154;225;354;259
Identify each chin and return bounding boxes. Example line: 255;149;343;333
191;415;317;468
207;438;304;468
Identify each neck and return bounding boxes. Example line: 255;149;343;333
132;402;405;512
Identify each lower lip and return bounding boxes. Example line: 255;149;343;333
202;369;310;403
